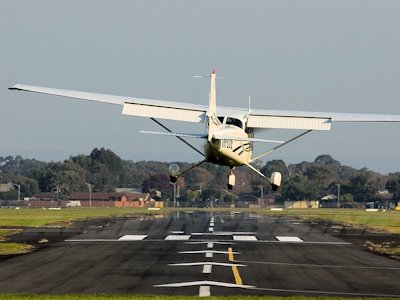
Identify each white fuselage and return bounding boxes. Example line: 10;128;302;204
204;122;253;167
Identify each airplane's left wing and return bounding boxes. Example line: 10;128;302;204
246;109;400;131
9;84;208;123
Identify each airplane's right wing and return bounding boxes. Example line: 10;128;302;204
9;84;208;123
246;109;400;131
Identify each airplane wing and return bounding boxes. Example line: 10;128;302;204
9;84;208;123
9;84;400;130
246;109;400;131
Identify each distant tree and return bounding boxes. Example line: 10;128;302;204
314;154;341;167
283;175;316;200
201;187;220;201
305;165;337;197
342;193;354;202
348;170;381;202
386;172;400;199
183;167;214;188
142;174;172;200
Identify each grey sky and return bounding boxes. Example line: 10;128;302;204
1;1;400;173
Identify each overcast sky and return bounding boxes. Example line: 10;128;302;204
1;1;400;173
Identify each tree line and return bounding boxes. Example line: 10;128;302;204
1;148;400;203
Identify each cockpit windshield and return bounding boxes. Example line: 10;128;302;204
217;116;243;129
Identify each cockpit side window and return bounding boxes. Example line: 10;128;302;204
226;117;243;129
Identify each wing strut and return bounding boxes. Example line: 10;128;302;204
250;130;313;162
150;118;204;157
244;163;272;185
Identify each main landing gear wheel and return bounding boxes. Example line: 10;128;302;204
227;168;236;190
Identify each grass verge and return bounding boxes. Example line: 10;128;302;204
0;243;34;255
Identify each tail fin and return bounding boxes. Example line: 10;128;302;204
208;69;217;117
207;69;221;140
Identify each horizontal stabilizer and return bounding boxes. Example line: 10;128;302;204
212;133;283;144
140;131;207;139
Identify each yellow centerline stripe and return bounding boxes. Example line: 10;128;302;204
228;247;243;285
228;247;234;261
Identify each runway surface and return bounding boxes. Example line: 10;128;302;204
0;211;399;297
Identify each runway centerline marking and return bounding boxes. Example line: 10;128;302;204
202;264;212;274
199;285;210;297
228;247;243;286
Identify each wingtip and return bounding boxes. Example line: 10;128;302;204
8;84;20;91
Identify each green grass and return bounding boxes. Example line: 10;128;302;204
0;229;22;241
0;243;34;255
0;295;397;300
0;207;166;227
259;208;400;233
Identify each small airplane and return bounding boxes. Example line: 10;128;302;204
9;70;400;190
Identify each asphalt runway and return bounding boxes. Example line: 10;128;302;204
0;211;399;297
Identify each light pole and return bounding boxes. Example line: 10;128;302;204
12;184;21;202
169;182;176;207
85;183;92;208
258;185;264;206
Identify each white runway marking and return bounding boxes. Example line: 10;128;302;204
233;235;258;241
206;252;213;258
170;231;185;234
185;241;235;245
169;262;246;267
155;280;254;289
65;238;349;245
199;285;210;297
165;235;191;240
179;250;239;254
65;239;118;242
202;264;212;274
276;236;303;242
258;240;351;245
191;231;256;236
209;227;214;232
118;235;147;241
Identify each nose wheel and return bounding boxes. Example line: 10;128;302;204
227;168;236;190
